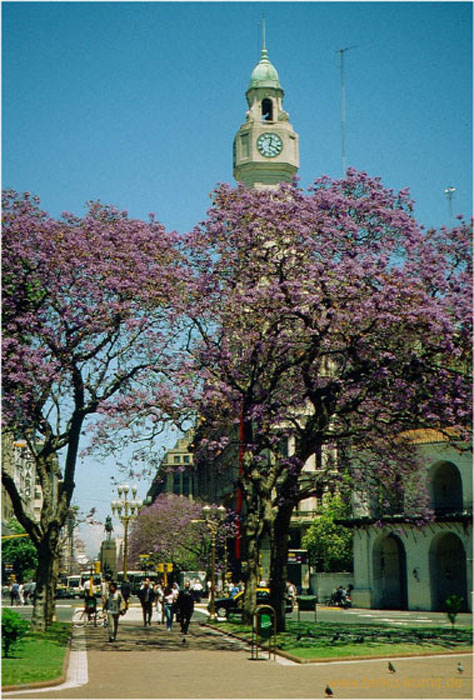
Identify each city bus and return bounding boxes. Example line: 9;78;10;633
66;575;82;598
116;571;151;594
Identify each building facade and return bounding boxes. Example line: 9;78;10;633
348;431;472;612
146;430;195;501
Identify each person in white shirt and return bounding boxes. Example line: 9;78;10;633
104;582;125;642
154;581;165;624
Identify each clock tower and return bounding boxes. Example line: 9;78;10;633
233;38;299;189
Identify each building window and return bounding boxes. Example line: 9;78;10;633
174;456;181;464
183;455;190;464
240;133;249;157
183;472;190;497
262;98;273;121
430;462;463;514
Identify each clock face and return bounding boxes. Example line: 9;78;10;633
257;133;283;158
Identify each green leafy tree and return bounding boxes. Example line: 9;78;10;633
302;494;353;572
2;519;38;582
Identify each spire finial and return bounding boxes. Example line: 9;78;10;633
262;15;266;51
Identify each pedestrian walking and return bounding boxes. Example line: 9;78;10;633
10;581;20;606
154;580;165;624
191;578;203;603
104;582;125;642
137;577;155;627
163;585;177;631
175;580;194;635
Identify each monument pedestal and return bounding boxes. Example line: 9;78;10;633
100;539;117;579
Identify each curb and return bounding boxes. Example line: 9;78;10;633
1;626;73;693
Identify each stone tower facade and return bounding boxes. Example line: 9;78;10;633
233;42;299;189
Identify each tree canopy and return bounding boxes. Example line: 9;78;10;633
2;190;185;628
184;171;472;627
128;494;211;573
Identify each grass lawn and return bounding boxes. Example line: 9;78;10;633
217;620;473;661
2;622;71;688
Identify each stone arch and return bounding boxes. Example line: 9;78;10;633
372;533;407;609
429;532;467;611
429;461;463;514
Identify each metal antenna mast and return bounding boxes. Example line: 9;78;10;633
444;186;456;224
257;16;266;57
337;45;357;176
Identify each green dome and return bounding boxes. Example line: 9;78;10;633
248;48;282;90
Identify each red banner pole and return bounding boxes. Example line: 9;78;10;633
235;407;244;560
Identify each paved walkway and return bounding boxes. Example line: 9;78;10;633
4;606;473;699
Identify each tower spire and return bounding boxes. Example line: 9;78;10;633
262;15;266;51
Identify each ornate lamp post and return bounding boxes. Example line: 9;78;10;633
192;504;226;622
110;483;142;582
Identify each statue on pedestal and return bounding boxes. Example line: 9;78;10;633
105;515;114;541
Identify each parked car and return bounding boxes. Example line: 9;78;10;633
211;587;294;619
55;584;72;599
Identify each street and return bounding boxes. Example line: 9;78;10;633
4;597;473;628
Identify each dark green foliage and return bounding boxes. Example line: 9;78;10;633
445;594;464;628
2;609;30;658
302;494;353;572
2;519;38;581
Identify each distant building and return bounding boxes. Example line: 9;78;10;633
146;430;195;501
1;436;47;531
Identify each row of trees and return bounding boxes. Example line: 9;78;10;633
2;172;471;630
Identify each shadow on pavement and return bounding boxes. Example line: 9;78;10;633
83;621;250;654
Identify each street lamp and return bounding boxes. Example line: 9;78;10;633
192;504;226;622
110;483;142;582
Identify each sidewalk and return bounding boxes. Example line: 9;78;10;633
4;609;473;699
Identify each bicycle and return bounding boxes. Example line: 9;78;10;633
72;600;106;628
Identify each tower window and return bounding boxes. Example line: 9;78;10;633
262;99;273;121
240;133;249;157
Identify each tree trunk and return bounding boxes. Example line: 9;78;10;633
241;505;266;624
269;502;294;632
31;527;60;631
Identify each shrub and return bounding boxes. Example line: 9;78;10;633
445;594;464;629
2;608;30;657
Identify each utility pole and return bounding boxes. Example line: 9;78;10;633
337;46;357;176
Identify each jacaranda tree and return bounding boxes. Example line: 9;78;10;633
185;171;471;629
128;493;234;577
2;191;185;630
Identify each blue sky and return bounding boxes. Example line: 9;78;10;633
2;0;472;556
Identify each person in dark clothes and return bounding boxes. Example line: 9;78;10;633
175;580;194;635
120;580;132;611
137;577;155;626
